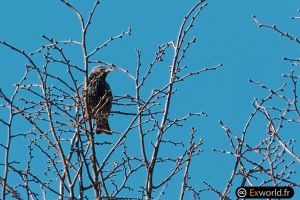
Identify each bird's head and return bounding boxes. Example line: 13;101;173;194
90;66;115;79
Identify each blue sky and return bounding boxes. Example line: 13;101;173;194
0;0;299;199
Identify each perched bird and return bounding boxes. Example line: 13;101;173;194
85;66;114;134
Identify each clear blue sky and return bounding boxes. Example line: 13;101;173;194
0;0;299;199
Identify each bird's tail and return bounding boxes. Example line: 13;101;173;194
96;119;112;134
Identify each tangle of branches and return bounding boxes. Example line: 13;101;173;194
0;0;220;199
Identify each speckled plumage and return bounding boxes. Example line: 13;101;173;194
86;66;114;134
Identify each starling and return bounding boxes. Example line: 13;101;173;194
85;66;114;134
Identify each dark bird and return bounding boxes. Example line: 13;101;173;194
86;66;114;134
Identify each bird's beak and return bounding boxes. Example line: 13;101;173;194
105;67;115;73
